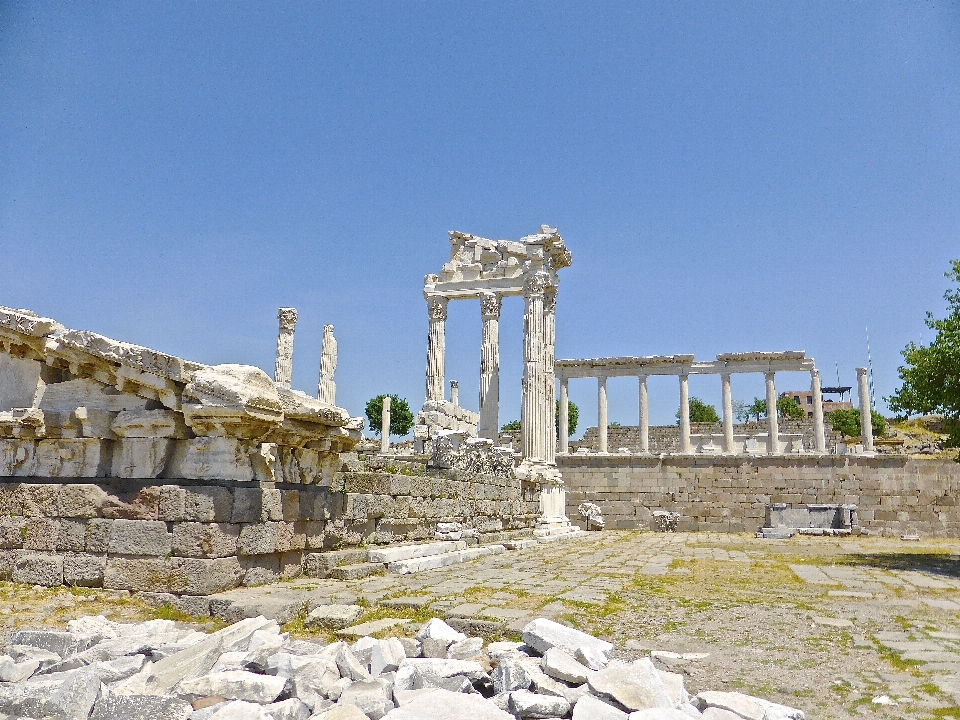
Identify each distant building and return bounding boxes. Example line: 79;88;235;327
779;386;853;418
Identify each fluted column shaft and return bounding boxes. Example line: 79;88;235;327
521;274;551;462
811;369;826;453
857;367;875;452
765;371;780;454
274;307;297;389
479;293;501;440
638;375;649;454
598;376;608;454
721;372;735;454
317;324;337;404
679;373;691;453
558;377;569;454
544;288;557;464
425;297;448;403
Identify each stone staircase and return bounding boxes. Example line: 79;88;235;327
303;549;385;580
370;540;506;575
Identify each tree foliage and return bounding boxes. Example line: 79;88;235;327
827;408;887;439
748;398;767;421
556;400;579;437
500;420;521;433
365;394;414;437
676;397;720;424
887;259;960;450
777;396;805;420
732;399;750;423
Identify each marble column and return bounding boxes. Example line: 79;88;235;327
380;396;391;454
317;324;337;404
425;297;448;403
521;273;550;462
857;367;875;452
450;380;459;406
721;372;735;454
544;288;558;464
765;371;780;454
638;375;649;454
679;373;691;453
274;308;297;389
811;369;826;453
598;375;608;454
558;377;569;454
478;292;501;440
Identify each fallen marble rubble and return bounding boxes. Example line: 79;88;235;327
0;614;805;720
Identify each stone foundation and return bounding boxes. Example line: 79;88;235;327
560;454;960;537
0;468;539;593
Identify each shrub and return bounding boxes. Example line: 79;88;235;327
827;408;887;438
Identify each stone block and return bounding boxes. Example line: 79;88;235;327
13;551;63;586
108;519;172;556
22;517;60;551
0;484;21;515
34;438;108;477
0;517;25;549
101;485;161;519
58;484;107;517
103;556;171;592
280;551;303;579
239;554;281;586
281;490;300;521
0;550;14;580
18;484;60;517
63;552;106;586
85;518;111;552
238;523;281;555
169;556;244;595
164;437;255;482
111;438;173;479
57;519;88;552
172;522;240;558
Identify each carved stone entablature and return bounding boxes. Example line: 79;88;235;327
428;430;516;478
0;306;363;482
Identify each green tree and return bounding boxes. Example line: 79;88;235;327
827;408;887;439
748;398;767;421
888;259;960;451
777;396;805;420
555;400;579;437
732;399;750;423
675;397;720;424
365;395;414;437
500;420;521;433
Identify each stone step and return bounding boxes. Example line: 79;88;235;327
367;540;467;564
503;539;539;550
533;525;578;538
328;562;386;581
303;549;369;578
387;544;506;575
536;528;588;544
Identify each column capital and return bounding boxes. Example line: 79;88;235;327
523;271;551;298
764;370;776;380
856;366;868;378
427;296;448;321
479;291;502;319
277;307;298;331
811;368;820;379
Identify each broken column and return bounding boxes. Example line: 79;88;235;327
274;307;297;389
811;368;826;453
317;324;337;404
478;291;501;440
425;297;448;403
381;396;391;454
450;380;459;407
765;371;780;454
597;375;608;454
857;367;875;452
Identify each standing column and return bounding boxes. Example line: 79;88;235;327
274;307;297;389
317;324;337;404
544;287;558;464
811;368;826;453
679;373;692;453
856;367;875;452
765;371;780;454
380;396;391;454
721;372;735;454
450;380;459;406
425;297;448;403
478;292;502;440
598;376;608;453
558;377;569;454
521;273;550;461
638;375;649;454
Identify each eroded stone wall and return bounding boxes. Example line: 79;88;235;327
561;455;960;537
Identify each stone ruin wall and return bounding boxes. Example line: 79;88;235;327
571;420;843;454
561;455;960;538
0;307;538;594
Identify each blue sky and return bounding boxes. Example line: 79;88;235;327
2;2;958;436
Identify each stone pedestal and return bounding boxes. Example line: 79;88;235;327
765;371;780;455
478;292;501;440
535;479;569;530
274;308;297;389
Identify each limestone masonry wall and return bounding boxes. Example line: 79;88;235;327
0;469;538;593
561;455;960;537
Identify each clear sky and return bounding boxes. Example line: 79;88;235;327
2;2;958;436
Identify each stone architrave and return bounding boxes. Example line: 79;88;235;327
478;292;501;440
857;367;874;452
765;371;780;455
425;297;448;403
811;368;826;452
317;324;337;405
381;396;391;455
274;308;297;389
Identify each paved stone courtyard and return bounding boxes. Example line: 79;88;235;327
2;531;959;719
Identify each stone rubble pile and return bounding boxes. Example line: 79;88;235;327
0;614;805;720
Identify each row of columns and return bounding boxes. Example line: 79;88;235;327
559;368;831;455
